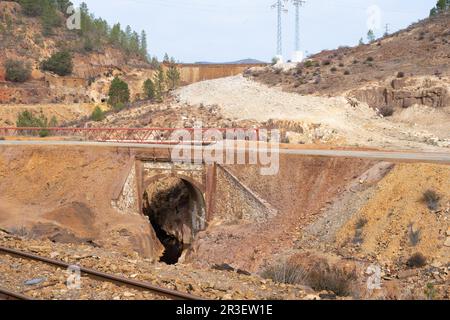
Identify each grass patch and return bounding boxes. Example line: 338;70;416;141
260;261;308;285
261;260;357;297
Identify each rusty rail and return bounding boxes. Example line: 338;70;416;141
0;127;261;144
0;287;33;300
0;246;202;300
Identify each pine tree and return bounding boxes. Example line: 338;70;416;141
367;29;375;43
108;77;130;110
124;25;132;50
150;56;160;69
110;23;121;44
19;0;45;17
163;53;170;63
153;66;165;102
359;37;364;45
140;30;148;57
55;0;73;13
166;58;180;90
436;0;448;11
130;31;140;54
143;78;155;100
430;0;449;16
41;1;60;36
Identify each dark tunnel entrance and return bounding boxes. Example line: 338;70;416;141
142;176;205;264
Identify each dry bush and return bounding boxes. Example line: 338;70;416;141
307;262;357;297
422;189;440;211
260;261;308;285
261;260;357;297
408;224;421;246
378;106;394;117
406;253;427;268
355;218;368;229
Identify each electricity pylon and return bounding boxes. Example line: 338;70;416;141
271;0;288;61
292;0;306;62
292;0;306;51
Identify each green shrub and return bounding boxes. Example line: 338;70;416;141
303;60;314;68
41;51;73;76
4;59;31;83
108;77;130;110
90;106;105;122
16;110;57;137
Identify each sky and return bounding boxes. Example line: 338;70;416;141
71;0;437;63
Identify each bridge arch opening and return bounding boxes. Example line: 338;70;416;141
142;175;206;264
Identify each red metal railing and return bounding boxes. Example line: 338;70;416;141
0;127;261;144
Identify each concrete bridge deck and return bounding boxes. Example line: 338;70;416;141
1;140;450;164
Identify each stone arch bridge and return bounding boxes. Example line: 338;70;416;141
111;152;278;241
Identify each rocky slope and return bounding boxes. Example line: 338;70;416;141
176;75;450;150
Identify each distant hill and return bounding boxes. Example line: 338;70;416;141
194;59;267;65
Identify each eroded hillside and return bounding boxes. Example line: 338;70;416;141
0;1;153;104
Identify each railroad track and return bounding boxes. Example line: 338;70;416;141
0;246;202;300
0;286;33;300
